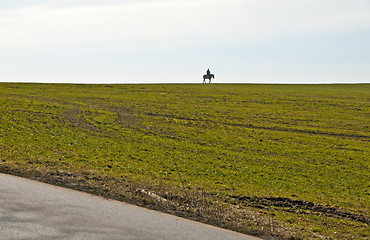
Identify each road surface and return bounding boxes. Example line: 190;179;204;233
0;173;260;240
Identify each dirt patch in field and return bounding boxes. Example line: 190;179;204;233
63;107;112;135
113;107;143;129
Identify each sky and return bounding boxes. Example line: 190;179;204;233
0;0;369;84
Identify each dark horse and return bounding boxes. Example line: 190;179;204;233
203;74;214;84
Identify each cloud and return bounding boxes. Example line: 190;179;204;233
1;0;369;51
0;0;250;50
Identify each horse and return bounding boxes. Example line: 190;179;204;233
203;74;214;84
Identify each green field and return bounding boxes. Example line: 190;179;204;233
0;83;369;239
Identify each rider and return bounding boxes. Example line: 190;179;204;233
206;69;211;78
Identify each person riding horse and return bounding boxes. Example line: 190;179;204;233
203;69;214;83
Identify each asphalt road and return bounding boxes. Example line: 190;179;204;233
0;173;260;240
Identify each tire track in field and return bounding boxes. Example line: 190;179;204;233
228;122;369;140
144;112;369;140
228;195;369;224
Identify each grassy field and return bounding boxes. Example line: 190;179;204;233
0;83;369;239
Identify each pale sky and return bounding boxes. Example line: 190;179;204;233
1;0;369;83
